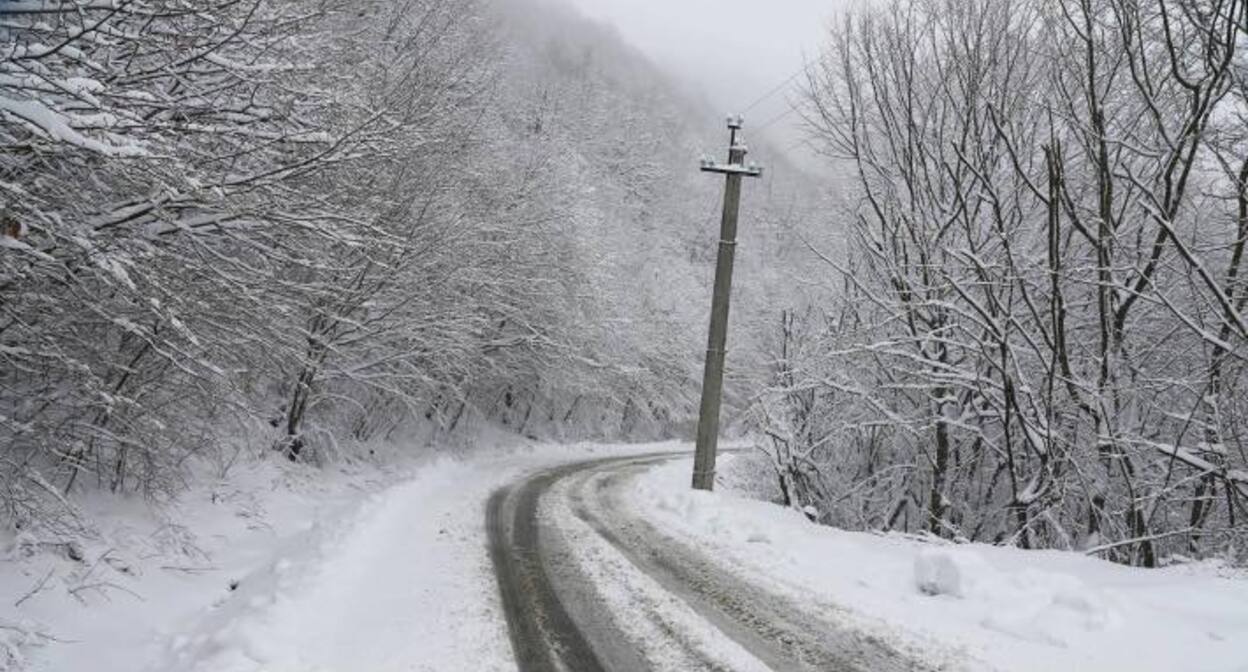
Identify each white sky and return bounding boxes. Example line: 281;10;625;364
556;0;846;166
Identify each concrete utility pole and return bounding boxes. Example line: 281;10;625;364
692;116;762;491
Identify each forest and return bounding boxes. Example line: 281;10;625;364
764;0;1248;566
2;0;1246;574
0;0;820;549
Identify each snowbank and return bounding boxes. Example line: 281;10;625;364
151;457;515;672
632;455;1248;672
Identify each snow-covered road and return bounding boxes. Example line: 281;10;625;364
10;442;1245;671
488;452;926;672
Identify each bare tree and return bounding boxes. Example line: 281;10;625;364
792;0;1248;564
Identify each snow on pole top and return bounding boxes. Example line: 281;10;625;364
702;116;762;177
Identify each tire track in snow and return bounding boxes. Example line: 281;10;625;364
567;461;930;672
487;460;609;672
490;452;724;671
488;453;933;672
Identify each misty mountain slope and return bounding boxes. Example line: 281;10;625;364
478;0;831;438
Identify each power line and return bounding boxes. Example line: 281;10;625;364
754;106;798;134
739;59;812;115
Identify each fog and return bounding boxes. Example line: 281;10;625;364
557;0;847;169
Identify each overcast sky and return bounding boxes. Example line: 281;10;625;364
556;0;847;165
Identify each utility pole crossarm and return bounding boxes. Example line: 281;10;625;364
699;161;764;177
691;114;763;492
698;115;764;176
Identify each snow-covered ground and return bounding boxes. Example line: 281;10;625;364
1;440;674;672
7;443;1245;672
633;454;1248;672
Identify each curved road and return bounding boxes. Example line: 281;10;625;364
486;453;929;672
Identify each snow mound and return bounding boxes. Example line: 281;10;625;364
978;567;1120;646
649;483;787;547
914;547;995;598
914;546;1119;646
